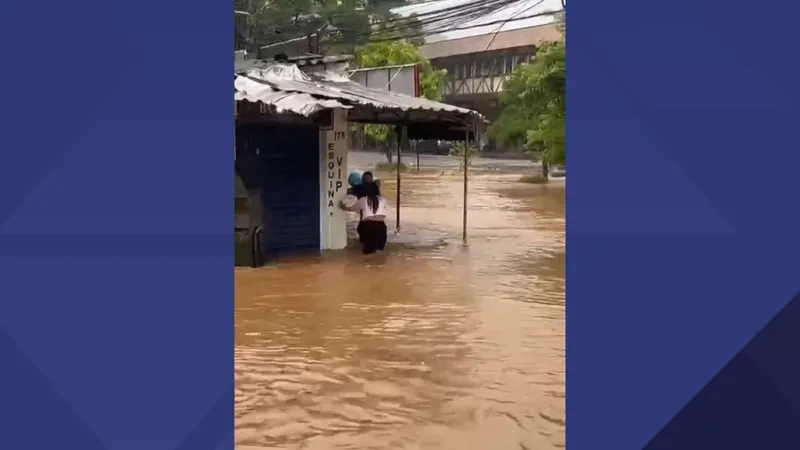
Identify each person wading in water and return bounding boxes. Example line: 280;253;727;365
349;171;374;199
347;171;381;221
339;181;388;254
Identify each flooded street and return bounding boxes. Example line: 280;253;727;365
235;156;565;449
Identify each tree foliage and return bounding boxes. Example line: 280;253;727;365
356;40;446;101
236;0;321;48
237;1;444;156
237;0;411;53
489;16;565;167
448;141;478;171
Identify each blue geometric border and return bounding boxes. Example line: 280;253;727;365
0;0;233;448
645;293;800;450
568;0;800;448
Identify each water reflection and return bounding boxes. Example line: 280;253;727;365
236;171;565;449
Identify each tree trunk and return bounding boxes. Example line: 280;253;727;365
384;148;393;164
541;160;550;180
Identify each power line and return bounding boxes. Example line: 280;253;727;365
483;0;545;52
357;9;563;43
239;0;562;50
249;0;524;46
341;0;548;43
345;0;523;38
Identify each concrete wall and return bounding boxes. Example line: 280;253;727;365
235;110;351;260
319;108;349;250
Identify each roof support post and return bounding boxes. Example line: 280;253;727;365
463;121;471;244
394;122;407;233
415;140;420;172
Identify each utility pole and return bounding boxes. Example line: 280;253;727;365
235;10;251;52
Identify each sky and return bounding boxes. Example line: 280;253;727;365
391;0;564;43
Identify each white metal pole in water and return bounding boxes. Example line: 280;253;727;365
463;123;470;243
395;125;403;233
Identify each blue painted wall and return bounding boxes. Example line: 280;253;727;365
236;123;320;261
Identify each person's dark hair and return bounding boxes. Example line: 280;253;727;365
363;181;381;214
362;171;374;183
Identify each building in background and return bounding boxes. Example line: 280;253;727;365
394;0;564;150
420;23;560;126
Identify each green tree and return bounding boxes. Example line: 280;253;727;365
448;141;478;172
357;40;446;100
354;40;447;161
489;15;565;179
237;0;322;50
238;0;411;53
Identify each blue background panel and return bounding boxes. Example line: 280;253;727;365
645;295;800;449
569;0;800;448
0;0;233;449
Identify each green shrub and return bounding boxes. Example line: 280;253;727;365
519;173;550;184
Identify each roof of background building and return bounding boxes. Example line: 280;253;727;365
392;0;562;43
420;23;561;59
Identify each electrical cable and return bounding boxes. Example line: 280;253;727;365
240;0;562;49
482;0;545;52
354;0;561;42
354;9;563;43
262;0;522;41
335;0;535;42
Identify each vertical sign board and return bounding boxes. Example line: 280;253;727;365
349;65;420;97
319;108;349;250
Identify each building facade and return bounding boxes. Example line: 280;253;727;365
421;24;561;149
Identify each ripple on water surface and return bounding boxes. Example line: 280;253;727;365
236;172;564;449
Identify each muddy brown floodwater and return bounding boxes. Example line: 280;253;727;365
235;171;565;450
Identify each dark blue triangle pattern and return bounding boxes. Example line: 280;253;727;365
644;293;800;449
0;327;232;450
0;328;109;450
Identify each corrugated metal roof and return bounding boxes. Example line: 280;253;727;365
235;75;351;116
318;75;480;118
235;55;354;74
235;64;484;123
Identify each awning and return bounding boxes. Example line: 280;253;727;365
235;76;351;116
234;63;484;140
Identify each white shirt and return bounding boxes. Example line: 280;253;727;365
354;196;388;220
